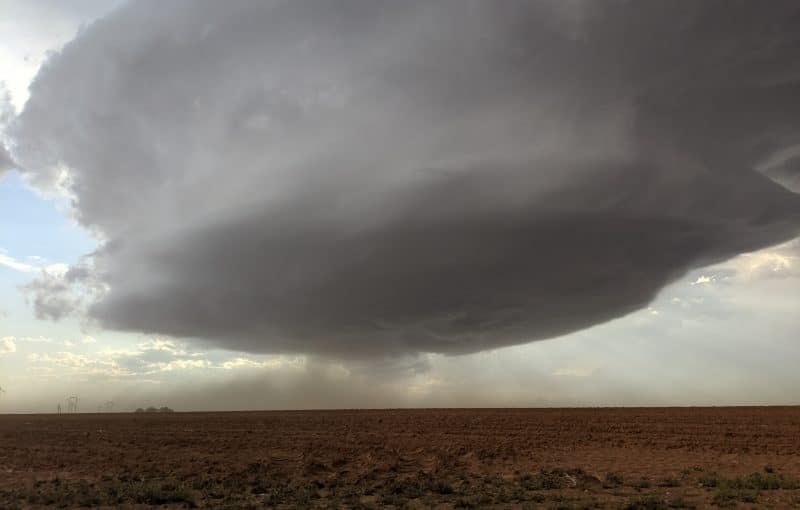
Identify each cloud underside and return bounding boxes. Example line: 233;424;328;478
0;144;13;173
10;1;800;356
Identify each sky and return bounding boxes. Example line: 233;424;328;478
2;0;800;412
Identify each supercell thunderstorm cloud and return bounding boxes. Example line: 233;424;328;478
8;0;800;357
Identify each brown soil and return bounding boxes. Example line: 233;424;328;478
2;407;800;509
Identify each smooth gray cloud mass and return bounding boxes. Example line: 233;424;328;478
9;0;800;357
0;85;15;173
0;144;13;174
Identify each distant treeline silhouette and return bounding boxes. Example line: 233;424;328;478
134;406;174;413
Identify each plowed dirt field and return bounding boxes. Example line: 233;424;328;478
2;408;800;508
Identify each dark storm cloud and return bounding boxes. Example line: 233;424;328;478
20;266;87;321
21;263;101;321
10;0;800;356
22;276;77;321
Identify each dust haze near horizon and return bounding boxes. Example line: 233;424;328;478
2;0;800;412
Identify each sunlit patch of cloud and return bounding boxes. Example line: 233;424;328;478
0;336;17;355
406;377;446;396
218;356;303;371
14;335;88;347
735;251;798;280
24;336;306;380
27;351;132;377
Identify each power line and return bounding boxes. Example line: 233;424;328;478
66;395;78;413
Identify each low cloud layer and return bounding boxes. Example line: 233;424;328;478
9;1;800;357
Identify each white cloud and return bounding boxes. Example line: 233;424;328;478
27;351;132;377
218;357;302;371
691;242;800;284
0;249;68;275
736;251;797;280
0;252;37;273
43;263;69;277
0;337;17;355
137;338;184;355
0;0;123;112
147;358;211;373
13;336;81;347
16;335;54;343
23;336;307;380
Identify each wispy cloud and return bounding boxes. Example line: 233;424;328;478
218;357;303;371
15;335;88;347
0;252;36;273
27;351;131;377
24;338;299;380
0;249;67;275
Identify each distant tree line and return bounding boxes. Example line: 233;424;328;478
134;406;175;413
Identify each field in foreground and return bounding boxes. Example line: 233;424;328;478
3;408;800;509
